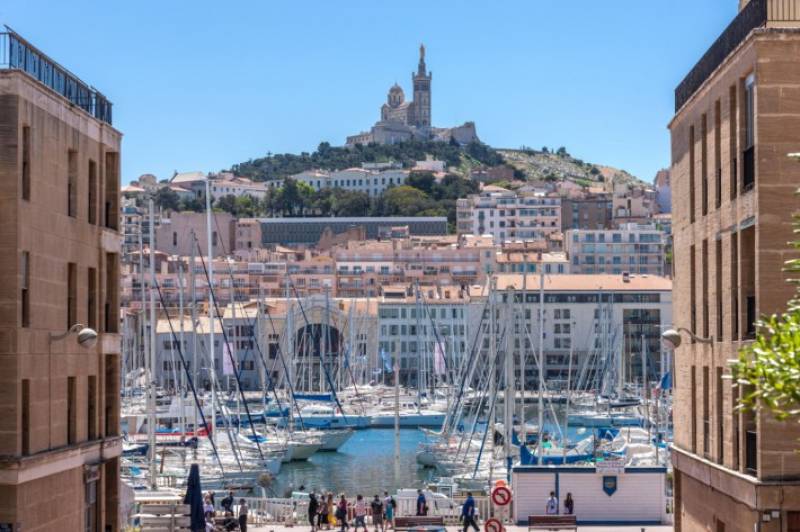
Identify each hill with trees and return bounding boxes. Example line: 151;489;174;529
230;140;504;182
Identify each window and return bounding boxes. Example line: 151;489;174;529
87;267;97;330
67;262;77;328
703;366;710;457
105;253;119;333
716;367;723;464
105;354;119;436
689;126;696;223
691;366;697;453
702;239;709;339
68;150;78;217
743;74;755;191
21;251;30;327
730;232;739;341
714;100;722;209
729;85;738;200
88;160;97;224
104;152;119;230
715;240;722;341
88;375;97;440
701;114;708;217
67;376;76;445
212;231;218;247
689;245;696;341
22;126;31;201
22;379;30;455
173;232;178;246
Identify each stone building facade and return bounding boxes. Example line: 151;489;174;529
669;1;800;530
0;31;122;531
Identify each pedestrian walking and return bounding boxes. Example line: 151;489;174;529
370;495;383;532
546;491;559;515
354;494;368;532
239;498;249;532
318;492;330;530
336;494;349;532
327;493;336;529
416;489;427;516
221;490;234;513
383;492;394;530
309;493;320;531
461;492;479;532
564;493;574;515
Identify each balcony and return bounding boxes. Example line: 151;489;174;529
1;30;113;124
675;0;767;111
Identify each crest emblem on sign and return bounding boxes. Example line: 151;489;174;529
602;475;618;496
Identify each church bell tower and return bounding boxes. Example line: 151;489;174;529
412;43;432;128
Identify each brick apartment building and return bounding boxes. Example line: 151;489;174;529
0;31;122;530
669;1;800;530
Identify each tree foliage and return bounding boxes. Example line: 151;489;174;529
230;140;504;181
733;198;800;422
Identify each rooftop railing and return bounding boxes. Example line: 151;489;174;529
1;28;113;125
675;0;767;112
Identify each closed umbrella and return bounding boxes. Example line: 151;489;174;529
183;463;205;531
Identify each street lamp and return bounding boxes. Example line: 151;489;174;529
49;323;98;349
661;327;712;349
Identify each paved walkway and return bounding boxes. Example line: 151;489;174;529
249;526;673;532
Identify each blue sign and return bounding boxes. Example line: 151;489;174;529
602;475;618;496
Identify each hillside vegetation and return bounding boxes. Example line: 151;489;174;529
230;140;504;181
229;141;644;188
499;146;643;187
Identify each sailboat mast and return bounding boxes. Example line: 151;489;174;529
147;199;157;489
178;261;185;442
205;177;216;443
503;286;514;481
190;234;198;434
537;273;545;462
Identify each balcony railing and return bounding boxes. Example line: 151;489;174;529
1;29;113;124
675;0;767;111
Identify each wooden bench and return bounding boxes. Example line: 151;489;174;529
136;503;191;531
528;514;577;531
394;516;446;529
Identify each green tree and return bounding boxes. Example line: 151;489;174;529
733;199;800;422
154;187;180;212
331;189;370;216
406;172;436;195
381;185;435;216
215;194;238;215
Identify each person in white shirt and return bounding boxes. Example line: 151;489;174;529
545;492;559;515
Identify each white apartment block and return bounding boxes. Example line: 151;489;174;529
374;274;672;390
565;223;666;276
456;186;561;243
377;287;473;387
291;168;409;197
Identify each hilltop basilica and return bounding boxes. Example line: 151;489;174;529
346;45;479;146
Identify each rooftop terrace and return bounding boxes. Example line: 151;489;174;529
0;27;113;124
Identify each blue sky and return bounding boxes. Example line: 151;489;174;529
2;1;736;184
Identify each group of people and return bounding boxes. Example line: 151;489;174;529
307;491;397;532
202;490;249;531
545;491;575;515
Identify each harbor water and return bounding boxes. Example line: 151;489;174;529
272;429;434;496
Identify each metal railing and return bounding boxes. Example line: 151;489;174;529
675;0;767;111
0;29;113;125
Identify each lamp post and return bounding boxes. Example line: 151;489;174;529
660;327;713;349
